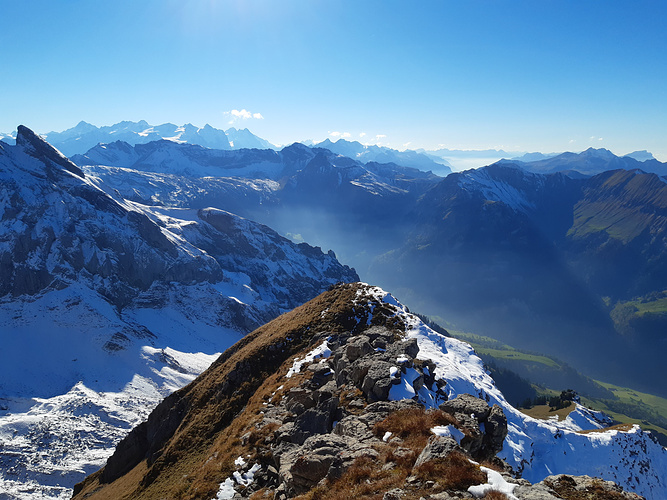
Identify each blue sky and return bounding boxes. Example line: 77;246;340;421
1;0;666;158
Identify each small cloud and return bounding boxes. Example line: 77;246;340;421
359;132;366;138
588;136;604;142
569;139;576;144
329;131;351;139
224;109;264;124
375;134;386;140
599;137;603;141
403;142;412;149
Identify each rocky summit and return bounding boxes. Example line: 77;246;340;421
72;283;661;500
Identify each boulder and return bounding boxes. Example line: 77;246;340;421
439;393;491;421
413;435;461;468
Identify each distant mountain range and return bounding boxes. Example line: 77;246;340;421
508;147;666;176
0;120;275;157
314;138;452;176
2;121;662;174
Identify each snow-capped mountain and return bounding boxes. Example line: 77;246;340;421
72;140;300;179
3;121;276;158
315;138;452;176
73;283;666;500
36;120;234;156
0;126;358;499
71;139;442;274
225;127;276;149
0;130;17;144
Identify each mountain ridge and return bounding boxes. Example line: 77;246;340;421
72;283;665;500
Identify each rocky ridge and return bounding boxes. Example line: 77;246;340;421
73;283;661;500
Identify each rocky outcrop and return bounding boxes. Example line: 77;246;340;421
237;326;509;499
439;393;508;461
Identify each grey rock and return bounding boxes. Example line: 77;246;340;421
284;388;316;415
361;360;395;401
345;335;373;361
333;415;375;442
290;397;339;445
439;393;491;421
414;435;461;468
482;404;508;458
513;483;561;499
279;434;373;495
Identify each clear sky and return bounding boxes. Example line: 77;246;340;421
1;0;666;159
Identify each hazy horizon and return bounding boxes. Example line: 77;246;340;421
1;1;665;159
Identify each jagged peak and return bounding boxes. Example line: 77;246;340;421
16;125;85;178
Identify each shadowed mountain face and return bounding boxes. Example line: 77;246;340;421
370;165;667;394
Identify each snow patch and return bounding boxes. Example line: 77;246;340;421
286;340;332;378
468;467;518;499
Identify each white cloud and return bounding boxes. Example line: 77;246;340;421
569;139;576;144
375;134;386;139
224;109;264;124
329;131;351;139
359;132;366;138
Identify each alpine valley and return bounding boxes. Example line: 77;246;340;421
0;123;665;499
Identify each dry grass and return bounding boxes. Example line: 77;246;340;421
483;491;509;499
413;450;487;491
544;475;631;500
298;409;484;500
373;407;459;449
578;423;635;434
300;455;407;500
520;402;576;421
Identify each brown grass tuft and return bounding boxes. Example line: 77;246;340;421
413;450;487;491
300;456;405;500
373;407;458;449
483;491;509;499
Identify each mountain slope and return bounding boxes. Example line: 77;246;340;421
73;283;665;500
369;164;667;395
72;140;442;272
0;127;358;499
